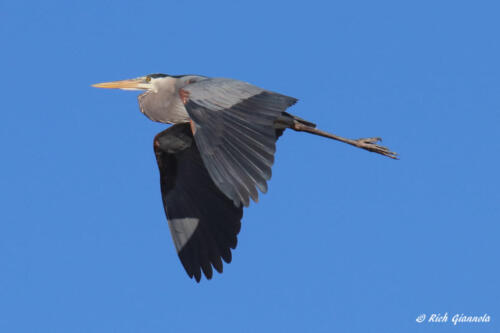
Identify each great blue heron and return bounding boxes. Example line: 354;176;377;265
92;74;397;282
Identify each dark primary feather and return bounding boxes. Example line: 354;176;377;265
154;123;243;282
184;78;298;207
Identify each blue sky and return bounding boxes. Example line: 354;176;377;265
1;0;499;332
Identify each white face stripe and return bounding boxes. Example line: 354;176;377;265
150;76;177;94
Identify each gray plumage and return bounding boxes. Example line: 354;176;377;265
140;77;298;207
92;72;398;283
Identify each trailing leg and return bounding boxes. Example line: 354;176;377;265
292;122;398;159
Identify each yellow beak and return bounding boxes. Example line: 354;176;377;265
91;78;151;91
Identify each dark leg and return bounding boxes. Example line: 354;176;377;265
292;122;398;159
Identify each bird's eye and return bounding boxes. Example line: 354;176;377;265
145;76;151;83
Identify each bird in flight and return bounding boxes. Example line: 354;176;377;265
92;74;397;282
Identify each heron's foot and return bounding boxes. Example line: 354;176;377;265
354;137;399;159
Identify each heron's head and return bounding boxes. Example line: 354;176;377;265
92;73;206;123
91;73;172;91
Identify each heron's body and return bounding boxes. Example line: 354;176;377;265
93;73;397;282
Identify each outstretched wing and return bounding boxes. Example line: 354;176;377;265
154;123;243;282
183;78;298;207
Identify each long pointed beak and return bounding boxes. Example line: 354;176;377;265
91;78;151;91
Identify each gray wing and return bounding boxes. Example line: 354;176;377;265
154;123;243;282
183;78;298;207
